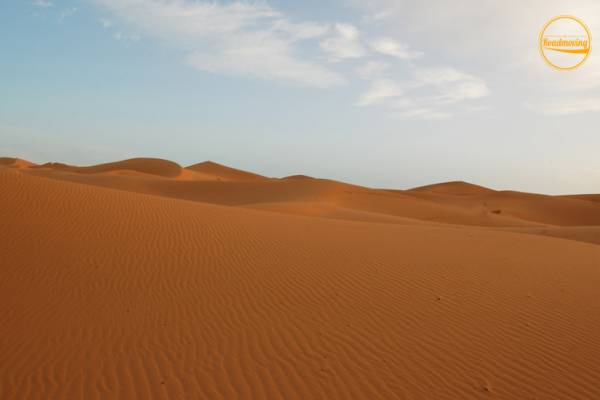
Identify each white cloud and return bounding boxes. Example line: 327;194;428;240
415;68;489;104
414;68;476;85
92;0;346;88
187;41;344;88
33;0;53;7
98;16;139;43
99;18;113;29
370;37;422;60
352;0;600;116
319;23;366;61
59;7;77;21
357;67;489;118
526;98;600;115
90;0;487;114
362;10;393;24
435;80;489;103
395;107;451;120
114;32;140;42
356;61;389;79
271;19;329;42
356;79;404;106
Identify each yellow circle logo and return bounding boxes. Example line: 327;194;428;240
539;15;591;70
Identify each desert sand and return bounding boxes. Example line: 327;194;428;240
1;157;600;399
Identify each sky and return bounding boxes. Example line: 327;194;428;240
1;0;600;194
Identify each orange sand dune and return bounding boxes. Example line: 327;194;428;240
2;158;600;399
34;157;183;178
409;180;495;195
0;157;37;168
19;165;546;227
186;160;269;181
496;225;600;245
405;182;600;227
562;194;600;203
13;157;600;232
282;174;316;180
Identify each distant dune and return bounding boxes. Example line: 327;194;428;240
0;157;37;168
186;160;268;181
2;157;600;399
35;157;184;178
408;180;494;195
281;174;315;180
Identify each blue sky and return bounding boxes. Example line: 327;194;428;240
1;0;600;194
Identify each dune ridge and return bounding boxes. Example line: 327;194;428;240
0;157;37;168
2;158;600;399
10;157;600;233
408;180;494;195
34;158;183;178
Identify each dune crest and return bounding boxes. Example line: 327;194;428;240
282;174;315;180
409;180;494;195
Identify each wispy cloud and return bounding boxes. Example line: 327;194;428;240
186;41;343;88
92;0;346;88
357;67;489;118
356;79;403;106
415;68;489;104
99;18;112;29
526;98;600;115
90;0;489;117
370;37;422;60
319;24;365;62
33;0;53;7
352;0;600;117
394;107;451;120
113;32;140;42
59;7;77;22
271;19;329;42
356;61;389;79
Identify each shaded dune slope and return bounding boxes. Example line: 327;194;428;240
2;168;600;399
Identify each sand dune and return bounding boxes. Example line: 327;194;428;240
186;160;269;181
0;157;37;168
10;157;600;233
562;194;600;203
282;174;316;180
496;225;600;245
34;158;184;178
2;158;600;399
409;180;494;195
